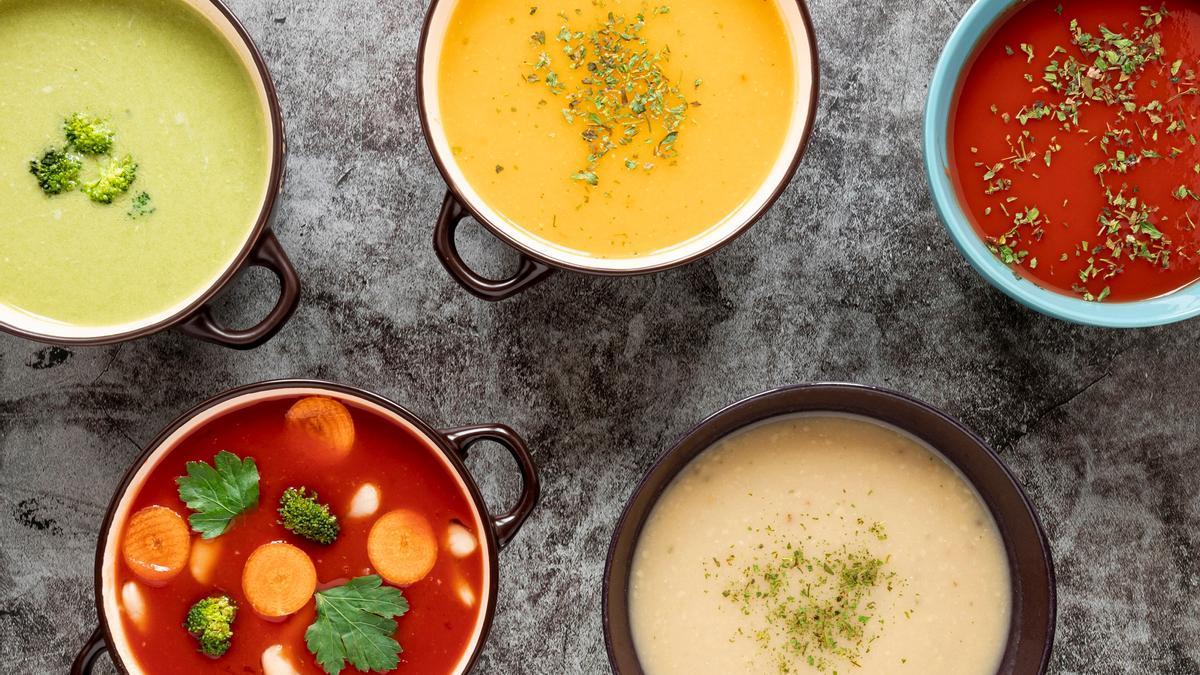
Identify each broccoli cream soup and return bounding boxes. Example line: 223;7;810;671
629;415;1012;674
0;0;270;331
437;0;798;258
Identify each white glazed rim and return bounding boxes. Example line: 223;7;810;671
0;0;280;341
98;386;492;675
419;0;819;274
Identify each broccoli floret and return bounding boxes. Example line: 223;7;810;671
81;155;137;204
28;149;82;195
128;191;155;218
278;487;340;544
63;113;115;154
185;596;237;658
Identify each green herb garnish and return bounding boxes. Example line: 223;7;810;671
571;170;599;186
973;3;1200;301
707;522;903;674
176;450;260;539
128;191;155;218
523;6;696;186
305;575;410;675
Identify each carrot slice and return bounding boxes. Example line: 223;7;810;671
242;542;318;618
122;505;191;586
285;396;356;459
367;509;438;586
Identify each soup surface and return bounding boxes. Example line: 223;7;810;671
436;0;798;259
109;394;487;674
629;415;1012;674
951;0;1200;301
0;0;269;330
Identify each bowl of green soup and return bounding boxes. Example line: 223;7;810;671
0;0;297;349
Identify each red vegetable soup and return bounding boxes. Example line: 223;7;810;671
104;392;488;674
951;0;1200;302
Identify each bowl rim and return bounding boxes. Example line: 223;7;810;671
89;379;504;675
602;382;1057;674
923;0;1200;328
415;0;822;276
0;0;288;345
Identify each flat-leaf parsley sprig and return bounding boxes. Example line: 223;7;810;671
304;575;410;675
175;450;260;539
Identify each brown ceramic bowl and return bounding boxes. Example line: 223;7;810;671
0;0;298;350
605;384;1056;674
416;0;822;301
70;379;540;674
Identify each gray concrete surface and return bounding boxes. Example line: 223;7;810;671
2;0;1198;673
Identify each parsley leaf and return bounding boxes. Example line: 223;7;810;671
175;450;259;539
305;575;409;675
571;170;599;186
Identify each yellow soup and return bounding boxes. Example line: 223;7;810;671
437;0;798;259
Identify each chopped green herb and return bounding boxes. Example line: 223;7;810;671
1173;184;1198;200
127;191;155;218
524;7;695;185
571;170;599;186
707;521;906;674
972;3;1198;300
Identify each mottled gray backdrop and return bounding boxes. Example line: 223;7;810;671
1;0;1198;673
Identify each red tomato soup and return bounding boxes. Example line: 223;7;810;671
108;394;487;674
951;0;1200;302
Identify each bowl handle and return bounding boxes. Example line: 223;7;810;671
175;228;302;349
71;626;108;675
441;424;540;548
433;191;554;301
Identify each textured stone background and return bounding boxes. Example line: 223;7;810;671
2;0;1199;673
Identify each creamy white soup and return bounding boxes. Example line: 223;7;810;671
629;414;1012;674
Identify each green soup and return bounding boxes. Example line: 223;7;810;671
0;0;271;332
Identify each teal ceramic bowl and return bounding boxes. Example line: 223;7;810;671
924;0;1200;328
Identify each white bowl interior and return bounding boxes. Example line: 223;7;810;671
0;0;278;342
100;387;492;675
421;0;817;273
